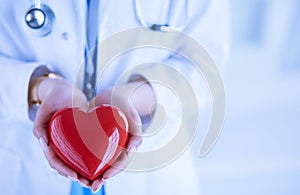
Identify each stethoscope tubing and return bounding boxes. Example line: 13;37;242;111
26;0;190;33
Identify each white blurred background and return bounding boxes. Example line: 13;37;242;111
194;0;300;194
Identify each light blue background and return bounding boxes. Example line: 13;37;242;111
194;0;300;194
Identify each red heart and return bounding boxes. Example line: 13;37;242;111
48;105;128;180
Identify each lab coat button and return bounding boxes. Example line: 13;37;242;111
61;32;69;40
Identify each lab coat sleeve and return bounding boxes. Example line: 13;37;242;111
0;55;43;122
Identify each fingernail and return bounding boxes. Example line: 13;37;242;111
129;146;137;152
101;178;107;182
92;187;101;194
127;146;137;156
43;135;49;144
78;181;89;188
67;176;78;182
38;137;48;152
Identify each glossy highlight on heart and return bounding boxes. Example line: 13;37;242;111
48;105;128;180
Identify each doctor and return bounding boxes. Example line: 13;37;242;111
0;0;230;194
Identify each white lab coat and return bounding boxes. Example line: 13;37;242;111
0;0;230;194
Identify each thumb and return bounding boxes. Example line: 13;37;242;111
33;102;57;143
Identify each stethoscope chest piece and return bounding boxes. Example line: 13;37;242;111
25;8;45;29
25;4;55;37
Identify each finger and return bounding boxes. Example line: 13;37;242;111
126;135;143;149
101;108;142;179
101;133;141;179
77;176;91;188
126;106;143;149
126;104;142;135
102;146;137;179
71;90;88;108
91;178;105;193
33;87;88;140
33;102;58;141
101;106;142;179
39;137;77;178
89;97;96;110
93;95;143;146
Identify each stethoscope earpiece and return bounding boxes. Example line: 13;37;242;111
25;4;55;37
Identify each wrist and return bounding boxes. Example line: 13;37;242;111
28;69;63;108
37;75;65;102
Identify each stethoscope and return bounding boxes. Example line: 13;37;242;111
25;0;188;37
133;0;188;31
24;0;190;100
25;0;55;37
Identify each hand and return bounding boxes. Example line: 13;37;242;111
32;76;155;192
32;77;93;187
89;81;155;191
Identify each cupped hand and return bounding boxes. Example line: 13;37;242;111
32;78;92;186
89;84;145;192
32;78;153;192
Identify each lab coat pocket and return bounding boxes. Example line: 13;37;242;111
0;148;21;195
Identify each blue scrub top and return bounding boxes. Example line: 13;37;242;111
71;182;105;195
